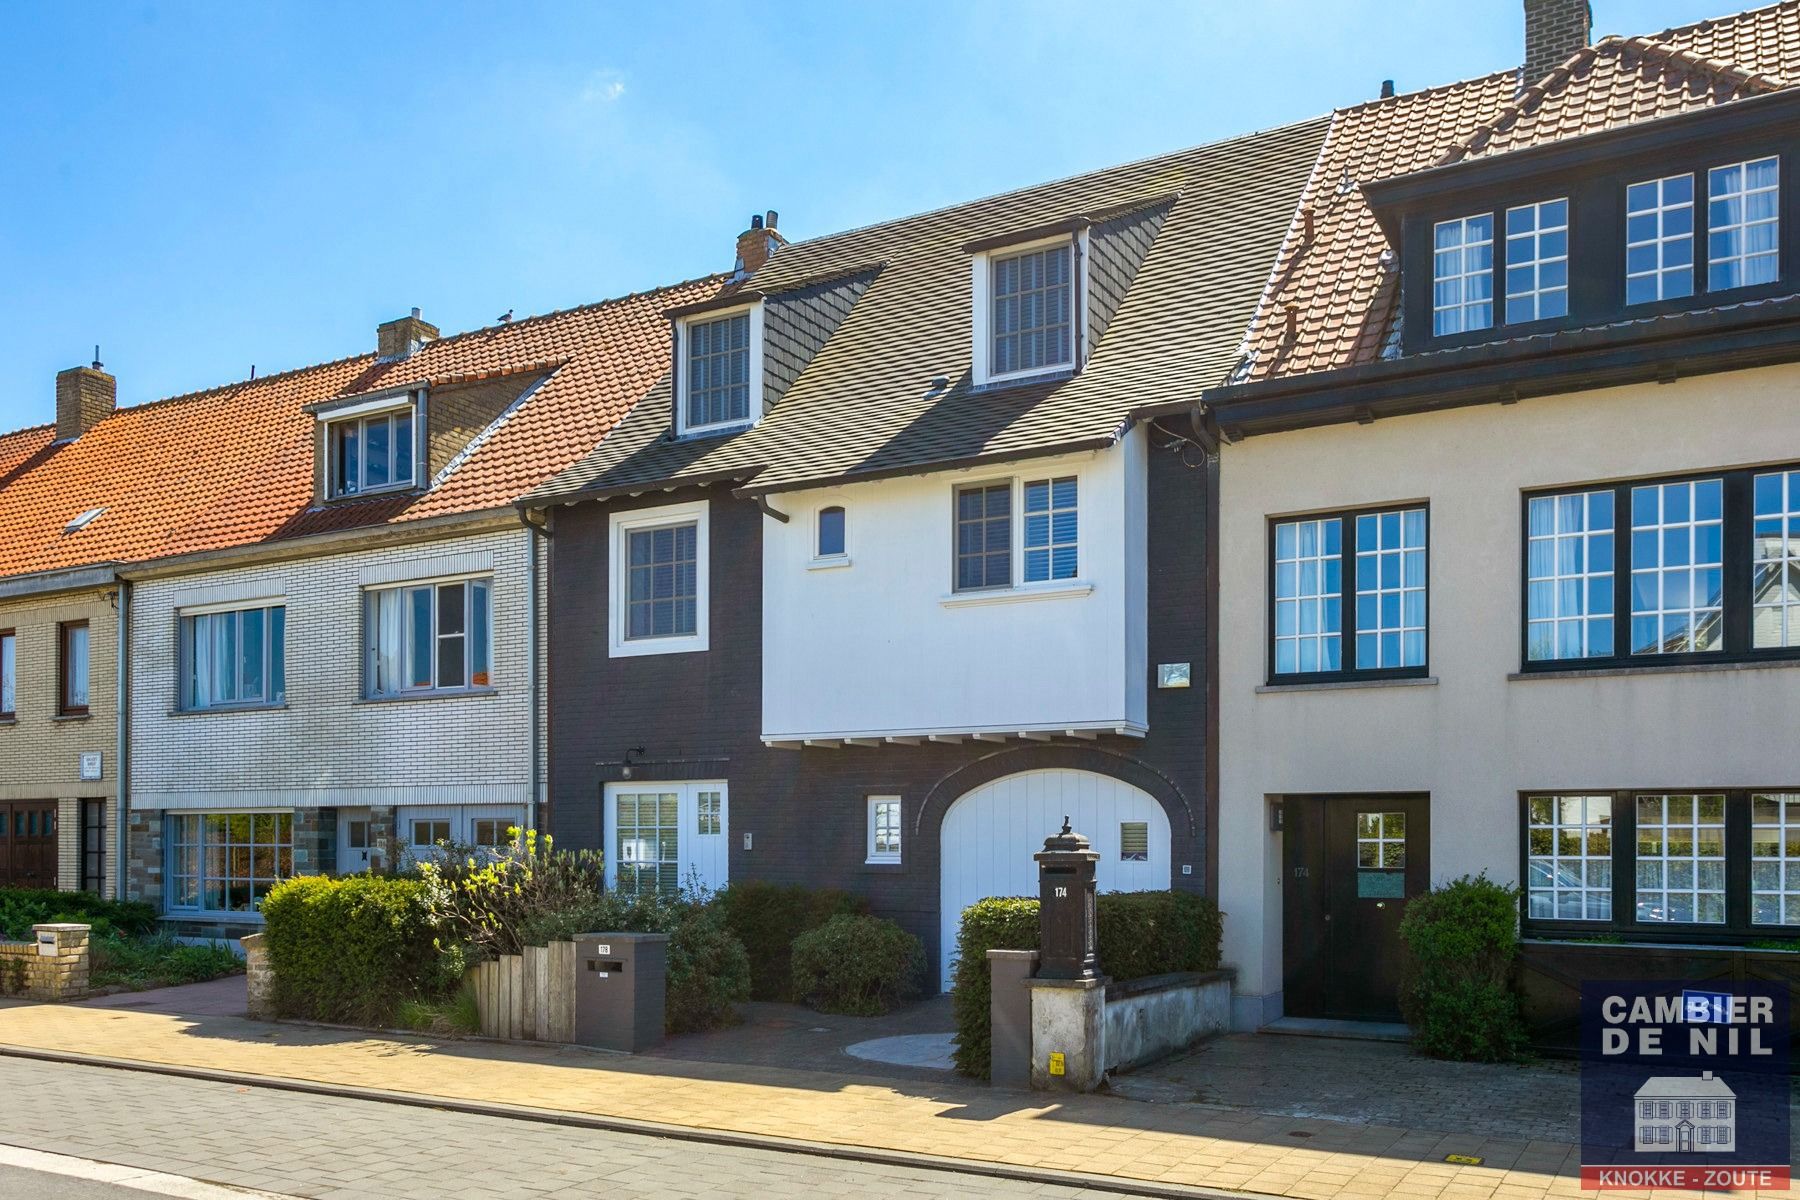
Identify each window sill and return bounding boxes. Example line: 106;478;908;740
940;580;1093;609
323;483;421;505
865;857;903;868
168;703;289;718
609;635;709;659
51;712;92;723
354;687;499;706
1256;676;1438;695
973;366;1076;392
0;716;13;726
807;556;852;572
1510;658;1800;682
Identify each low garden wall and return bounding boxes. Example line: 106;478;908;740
0;924;92;1000
1103;969;1234;1071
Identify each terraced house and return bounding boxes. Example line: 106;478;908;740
1166;0;1800;1035
0;285;713;934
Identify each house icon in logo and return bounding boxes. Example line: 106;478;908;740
1634;1071;1736;1153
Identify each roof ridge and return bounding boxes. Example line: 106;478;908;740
0;420;55;442
748;114;1333;262
1610;32;1788;91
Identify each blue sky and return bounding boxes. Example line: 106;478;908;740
0;0;1740;430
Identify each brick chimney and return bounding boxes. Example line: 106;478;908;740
1524;0;1591;83
733;211;787;280
376;307;438;361
55;353;116;442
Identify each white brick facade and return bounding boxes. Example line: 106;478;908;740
131;525;543;812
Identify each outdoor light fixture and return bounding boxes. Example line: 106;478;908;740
620;746;645;779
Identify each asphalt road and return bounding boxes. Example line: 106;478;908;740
0;1056;1130;1199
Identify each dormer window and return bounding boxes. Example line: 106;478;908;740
970;233;1086;387
1431;215;1494;335
1626;174;1695;304
676;304;763;436
1503;199;1568;324
325;394;418;499
1707;156;1779;292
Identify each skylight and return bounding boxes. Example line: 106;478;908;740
64;507;106;534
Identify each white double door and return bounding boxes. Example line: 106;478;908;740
603;781;729;898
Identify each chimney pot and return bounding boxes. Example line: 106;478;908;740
766;209;778;230
1380;79;1395;99
55;361;117;442
750;213;763;230
377;309;439;361
733;209;789;279
1523;0;1591;84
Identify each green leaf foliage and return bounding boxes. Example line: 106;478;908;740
0;888;157;941
261;875;443;1026
790;914;925;1016
949;890;1223;1079
1397;873;1529;1062
714;880;868;1001
90;934;242;991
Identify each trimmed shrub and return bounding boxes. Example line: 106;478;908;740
715;881;867;1001
261;875;441;1026
0;888;157;941
791;914;925;1016
666;905;752;1033
1397;873;1528;1062
949;890;1224;1079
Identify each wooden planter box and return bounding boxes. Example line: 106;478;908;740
466;942;577;1042
1517;939;1800;1063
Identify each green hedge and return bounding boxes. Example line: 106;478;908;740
715;881;867;1001
262;875;445;1026
1397;873;1527;1062
0;888;157;941
950;890;1223;1079
792;914;925;1016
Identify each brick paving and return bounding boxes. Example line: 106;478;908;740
0;1057;1099;1199
0;990;1790;1199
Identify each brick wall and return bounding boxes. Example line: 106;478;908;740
0;587;119;895
426;375;544;481
1524;0;1590;83
0;924;91;1000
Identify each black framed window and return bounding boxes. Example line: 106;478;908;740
80;799;105;894
1522;462;1800;670
1268;504;1428;683
1522;790;1800;943
955;483;1012;592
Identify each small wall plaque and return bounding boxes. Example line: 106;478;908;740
79;752;102;781
1156;662;1191;689
37;932;57;957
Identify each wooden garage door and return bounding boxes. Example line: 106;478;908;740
939;769;1169;989
0;802;58;890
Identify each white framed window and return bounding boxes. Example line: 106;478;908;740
165;812;294;914
867;796;901;864
951;473;1085;595
609;500;710;657
615;789;680;897
1753;469;1800;649
1504;199;1568;324
1022;476;1078;583
327;401;416;498
1432;214;1494;335
179;604;286;710
1526;490;1615;661
676;304;764;436
816;505;847;560
1629;479;1723;655
364;576;493;697
0;629;14;718
1526;795;1613;920
971;233;1087;386
1354;509;1428;670
1707;156;1779;292
1626;174;1695;304
1635;793;1726;924
1272;517;1342;675
1751;793;1800;926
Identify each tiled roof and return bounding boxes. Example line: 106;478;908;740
1237;0;1800;384
530;117;1330;501
0;277;723;580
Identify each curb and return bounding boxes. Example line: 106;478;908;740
0;1041;1264;1200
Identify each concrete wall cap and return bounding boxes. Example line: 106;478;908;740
31;923;92;933
986;948;1042;961
1025;974;1109;991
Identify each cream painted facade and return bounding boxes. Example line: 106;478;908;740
1215;362;1800;1028
0;582;120;896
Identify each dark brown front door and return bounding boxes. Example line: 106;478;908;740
0;802;58;890
1283;795;1429;1021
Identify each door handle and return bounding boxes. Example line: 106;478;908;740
1375;902;1386;909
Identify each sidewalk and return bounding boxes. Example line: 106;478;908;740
0;994;1652;1200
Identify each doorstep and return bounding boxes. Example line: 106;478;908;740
1258;1016;1411;1043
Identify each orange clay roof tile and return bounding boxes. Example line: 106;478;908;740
0;277;723;579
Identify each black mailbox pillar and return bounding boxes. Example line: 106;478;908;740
1034;818;1099;980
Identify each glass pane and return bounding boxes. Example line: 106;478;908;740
818;507;845;557
470;582;490;686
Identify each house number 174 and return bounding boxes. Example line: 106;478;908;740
1054;886;1068;898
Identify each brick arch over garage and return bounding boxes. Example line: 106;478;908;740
913;743;1199;850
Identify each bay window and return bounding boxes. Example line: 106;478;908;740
364;577;492;697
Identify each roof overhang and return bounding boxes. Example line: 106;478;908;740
1199;293;1800;440
735;434;1119;499
0;562;121;601
519;466;763;511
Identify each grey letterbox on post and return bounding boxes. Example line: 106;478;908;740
1034;818;1099;980
572;931;669;1053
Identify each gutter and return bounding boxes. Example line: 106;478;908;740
114;580;129;902
523;522;541;840
0;563;121;602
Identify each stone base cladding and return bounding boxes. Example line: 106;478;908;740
240;932;272;1019
293;807;336;876
0;924;91;1000
127;810;163;909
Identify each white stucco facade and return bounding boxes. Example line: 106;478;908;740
1215;362;1800;1024
760;430;1148;741
130;524;542;811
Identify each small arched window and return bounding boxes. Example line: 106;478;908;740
818;506;846;558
